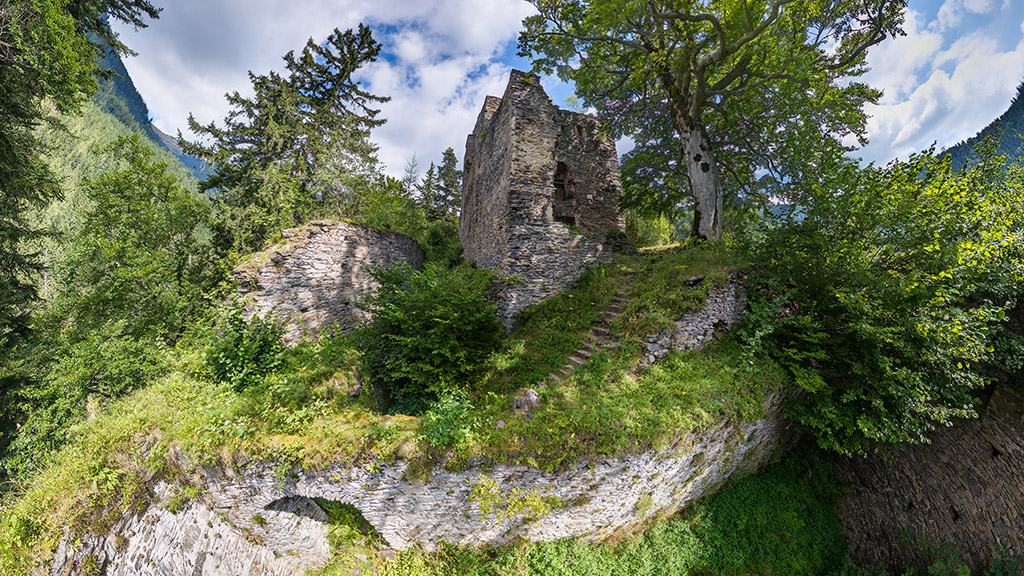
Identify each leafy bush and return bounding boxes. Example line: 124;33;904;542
420;220;463;268
355;263;502;408
418;391;477;448
744;142;1024;455
206;305;284;392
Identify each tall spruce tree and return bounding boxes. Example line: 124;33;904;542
437;146;462;219
182;25;388;253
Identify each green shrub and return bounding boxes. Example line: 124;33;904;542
205;304;284;392
743;143;1024;456
418;391;477;448
355;263;502;408
420;220;463;268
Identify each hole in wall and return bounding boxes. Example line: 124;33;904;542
262;496;389;547
576;125;585;140
554;162;570;201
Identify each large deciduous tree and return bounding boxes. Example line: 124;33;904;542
519;0;906;240
182;24;388;253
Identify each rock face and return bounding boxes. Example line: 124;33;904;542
460;70;626;327
50;396;791;576
232;221;424;345
835;385;1024;573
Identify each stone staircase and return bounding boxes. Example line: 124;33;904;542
544;282;630;385
539;275;746;387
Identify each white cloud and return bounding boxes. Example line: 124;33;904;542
112;0;535;176
936;0;998;31
860;23;1024;163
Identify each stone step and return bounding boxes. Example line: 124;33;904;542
598;339;620;348
558;367;573;377
592;326;611;337
606;305;624;314
582;341;596;351
575;348;592;359
548;373;561;383
567;355;586;366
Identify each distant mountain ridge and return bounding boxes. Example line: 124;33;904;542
95;49;206;179
942;82;1024;167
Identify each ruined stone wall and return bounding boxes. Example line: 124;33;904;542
460;95;509;271
460;70;625;326
50;395;792;576
835;385;1024;573
232;221;423;345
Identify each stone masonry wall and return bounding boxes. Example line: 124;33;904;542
50;396;792;576
232;221;423;345
835;385;1024;573
461;70;625;327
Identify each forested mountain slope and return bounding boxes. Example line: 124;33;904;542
93;48;206;179
943;81;1024;166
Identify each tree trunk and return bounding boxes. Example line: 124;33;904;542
679;123;723;241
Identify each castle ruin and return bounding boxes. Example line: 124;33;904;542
460;70;625;326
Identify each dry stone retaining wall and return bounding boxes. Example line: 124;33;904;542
50;395;791;576
232;221;424;345
835;385;1024;573
637;279;746;369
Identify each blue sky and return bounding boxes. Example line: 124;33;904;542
112;0;1024;176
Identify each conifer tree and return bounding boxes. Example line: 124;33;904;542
182;25;388;253
437;147;462;219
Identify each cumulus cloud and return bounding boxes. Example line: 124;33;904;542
856;3;1024;164
113;0;535;175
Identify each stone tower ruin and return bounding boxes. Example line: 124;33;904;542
460;70;625;326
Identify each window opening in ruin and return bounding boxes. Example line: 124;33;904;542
554;162;570;201
576;125;585;140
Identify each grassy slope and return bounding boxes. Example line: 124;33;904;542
0;243;789;574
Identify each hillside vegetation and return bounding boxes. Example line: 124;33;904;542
2;2;1024;575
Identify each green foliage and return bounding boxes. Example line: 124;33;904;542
519;0;905;239
468;474;561;523
420;220;463;268
182;25;388;253
418;391;477;449
355;263;502;407
205;305;284;393
0;0;159;351
486;265;618;392
623;210;675;248
354;174;427;239
3;134;216;479
743;143;1024;455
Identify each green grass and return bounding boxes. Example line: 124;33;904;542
327;448;849;576
0;242;781;572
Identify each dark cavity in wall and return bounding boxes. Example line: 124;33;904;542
263;495;387;546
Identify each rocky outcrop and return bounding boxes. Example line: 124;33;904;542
835;385;1024;573
460;70;626;327
232;221;424;345
50;395;792;576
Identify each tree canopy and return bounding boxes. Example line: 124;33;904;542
519;0;906;239
0;0;159;350
182;24;388;253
